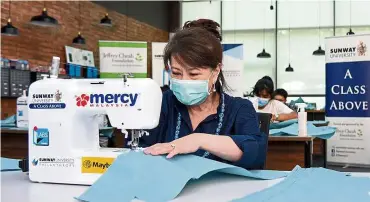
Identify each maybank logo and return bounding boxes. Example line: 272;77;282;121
76;93;139;108
81;157;115;174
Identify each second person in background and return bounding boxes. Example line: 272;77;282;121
253;76;297;122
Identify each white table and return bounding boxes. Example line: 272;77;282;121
2;171;370;202
1;171;282;202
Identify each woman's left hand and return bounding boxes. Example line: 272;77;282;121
143;133;204;158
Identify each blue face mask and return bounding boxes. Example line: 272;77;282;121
170;73;214;106
258;97;270;107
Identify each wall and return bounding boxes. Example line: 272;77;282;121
1;1;169;119
94;1;180;32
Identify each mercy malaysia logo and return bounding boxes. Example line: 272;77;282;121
75;93;139;108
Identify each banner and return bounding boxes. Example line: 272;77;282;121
65;46;95;67
152;42;169;87
222;44;244;97
325;34;370;166
99;41;147;78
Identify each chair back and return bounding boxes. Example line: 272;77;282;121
257;112;272;169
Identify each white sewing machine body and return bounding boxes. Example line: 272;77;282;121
27;78;162;185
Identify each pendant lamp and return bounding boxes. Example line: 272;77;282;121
73;32;86;44
73;2;86;44
285;6;293;72
285;63;294;72
347;0;355;35
30;2;58;27
257;5;271;58
347;28;355;35
313;46;325;56
1;1;19;36
270;0;274;10
313;0;325;56
100;13;112;27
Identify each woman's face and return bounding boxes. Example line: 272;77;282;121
258;89;271;99
170;56;220;91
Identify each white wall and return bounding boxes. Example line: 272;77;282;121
180;0;370;108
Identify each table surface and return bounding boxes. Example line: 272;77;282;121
268;136;314;142
1;171;370;202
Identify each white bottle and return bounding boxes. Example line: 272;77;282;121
50;56;60;79
16;90;28;128
297;104;307;137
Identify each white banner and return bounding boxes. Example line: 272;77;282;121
325;34;370;166
99;41;147;78
152;42;169;87
222;44;244;97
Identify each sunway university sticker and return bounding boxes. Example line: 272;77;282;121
29;90;66;109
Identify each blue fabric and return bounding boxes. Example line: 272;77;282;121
1;157;21;171
135;90;267;169
269;123;336;139
309;120;329;126
1;115;16;127
76;151;287;202
270;119;298;129
233;166;370;202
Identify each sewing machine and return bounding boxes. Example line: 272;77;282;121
27;76;162;185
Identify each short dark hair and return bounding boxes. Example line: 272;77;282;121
164;19;230;93
252;76;274;97
273;88;288;99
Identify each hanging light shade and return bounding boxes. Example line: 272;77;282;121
313;46;325;56
73;32;86;44
347;28;355;35
285;63;294;72
257;49;271;58
2;1;18;36
30;8;58;27
1;19;18;36
100;13;112;26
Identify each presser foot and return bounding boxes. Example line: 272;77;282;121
122;129;149;151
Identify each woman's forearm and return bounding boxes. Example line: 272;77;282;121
198;134;243;162
278;112;298;121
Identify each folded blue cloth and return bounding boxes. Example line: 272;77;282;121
1;115;16;127
233;166;370;202
309;120;329;126
1;157;21;171
270;123;336;139
270;119;298;129
76;151;288;202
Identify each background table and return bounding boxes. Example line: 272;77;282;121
266;136;316;170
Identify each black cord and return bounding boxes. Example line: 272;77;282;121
126;1;128;39
288;4;291;63
263;6;266;48
79;1;81;32
349;0;352;29
318;0;321;45
9;0;11;20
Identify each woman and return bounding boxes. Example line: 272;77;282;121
141;19;267;170
253;76;297;122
